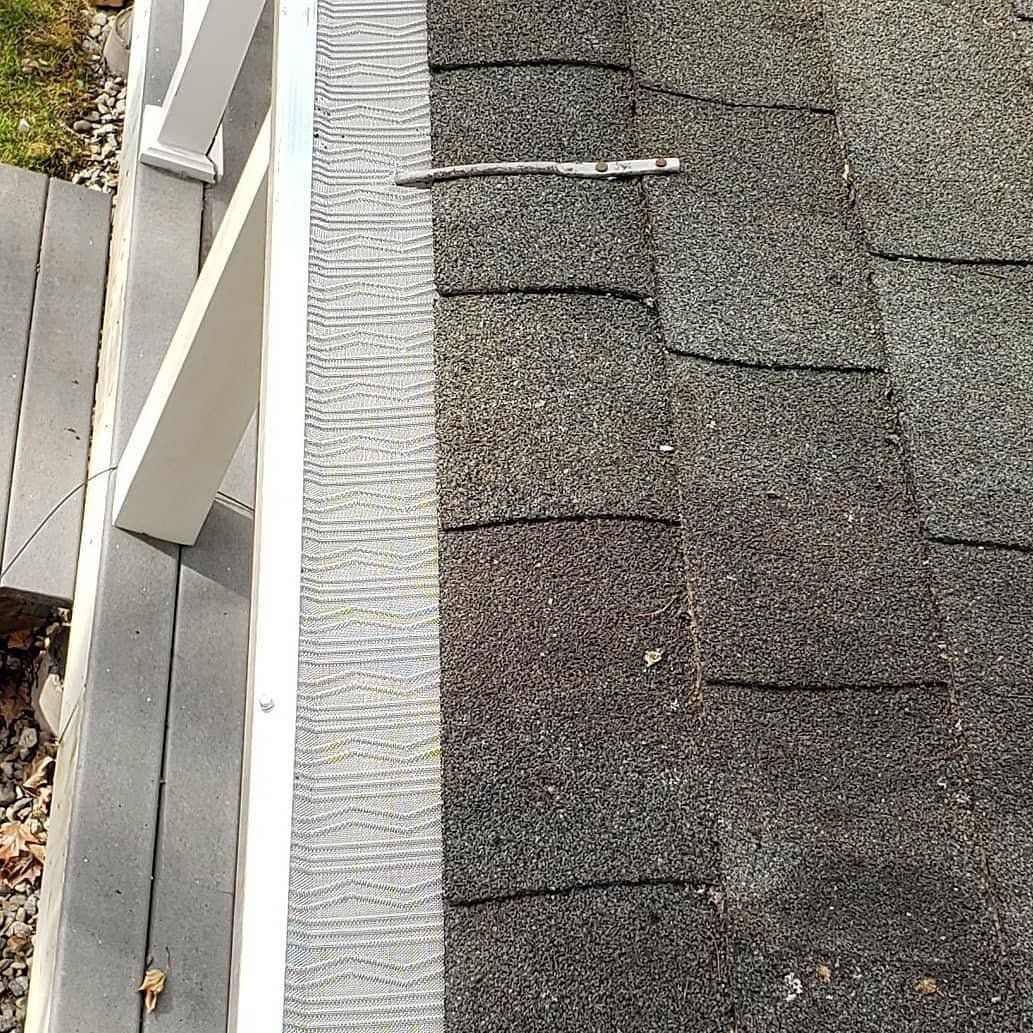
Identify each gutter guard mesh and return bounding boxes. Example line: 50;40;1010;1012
283;0;443;1029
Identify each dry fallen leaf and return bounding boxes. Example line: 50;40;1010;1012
22;754;54;796
0;822;38;862
6;933;30;954
0;822;45;886
915;977;938;995
644;649;664;669
816;963;831;985
139;968;166;1014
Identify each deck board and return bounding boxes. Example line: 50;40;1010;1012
143;498;252;1032
1;180;109;605
0;167;47;575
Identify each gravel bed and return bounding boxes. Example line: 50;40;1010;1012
0;623;63;1033
71;8;126;193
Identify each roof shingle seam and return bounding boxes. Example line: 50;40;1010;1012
706;678;951;693
639;79;836;117
450;877;720;910
436;284;654;304
664;346;884;376
872;249;1033;268
430;56;631;74
872;317;1020;990
926;534;1033;557
441;513;682;535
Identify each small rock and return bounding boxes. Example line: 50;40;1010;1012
0;787;14;808
89;24;102;38
16;119;30;134
94;11;108;26
86;110;100;123
73;119;92;133
83;38;100;54
17;727;36;752
8;976;27;997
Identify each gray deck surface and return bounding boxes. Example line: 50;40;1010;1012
0;168;108;615
429;0;1033;1029
37;0;269;1029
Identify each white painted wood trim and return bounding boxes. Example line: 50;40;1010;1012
113;115;269;546
228;0;315;1027
140;0;265;180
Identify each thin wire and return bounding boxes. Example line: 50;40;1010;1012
0;465;117;579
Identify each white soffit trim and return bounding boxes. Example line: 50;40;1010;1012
228;0;314;1029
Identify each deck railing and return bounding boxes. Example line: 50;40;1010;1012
114;0;269;544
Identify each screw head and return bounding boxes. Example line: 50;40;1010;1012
595;161;608;173
655;157;667;168
259;696;274;712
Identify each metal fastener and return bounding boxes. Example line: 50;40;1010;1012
395;156;681;188
259;696;274;712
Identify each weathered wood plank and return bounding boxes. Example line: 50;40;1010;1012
1;180;110;605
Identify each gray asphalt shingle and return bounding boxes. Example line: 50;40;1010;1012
427;0;631;67
440;521;717;902
637;91;884;369
874;260;1033;549
705;685;1015;1032
432;177;653;295
932;544;1033;1006
669;358;945;686
629;0;834;108
446;886;727;1031
431;66;635;165
435;294;678;527
825;0;1033;260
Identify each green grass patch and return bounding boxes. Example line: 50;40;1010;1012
0;0;95;175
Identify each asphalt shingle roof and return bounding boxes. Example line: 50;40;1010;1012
932;544;1033;1006
638;91;885;368
630;0;835;108
445;885;727;1031
825;0;1033;260
427;0;1033;1026
431;66;635;165
706;685;1013;1031
669;360;945;686
875;260;1033;549
435;294;677;526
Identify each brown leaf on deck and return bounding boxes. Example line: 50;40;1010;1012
915;977;938;995
815;963;831;984
139;968;166;1013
